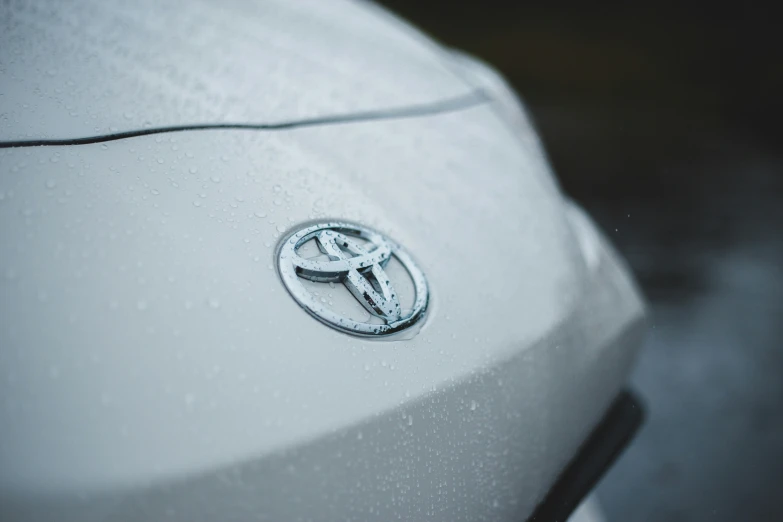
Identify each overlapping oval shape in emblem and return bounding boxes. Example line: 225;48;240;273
277;221;429;337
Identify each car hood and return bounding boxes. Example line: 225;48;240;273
0;1;645;521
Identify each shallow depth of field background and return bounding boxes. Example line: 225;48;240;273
378;1;783;520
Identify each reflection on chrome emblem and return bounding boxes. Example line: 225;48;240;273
277;222;428;337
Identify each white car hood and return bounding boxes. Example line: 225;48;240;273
0;1;645;520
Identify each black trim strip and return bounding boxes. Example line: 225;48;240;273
527;390;645;521
0;90;489;149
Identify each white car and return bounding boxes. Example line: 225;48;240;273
0;1;646;521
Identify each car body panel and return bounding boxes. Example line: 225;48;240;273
0;0;646;520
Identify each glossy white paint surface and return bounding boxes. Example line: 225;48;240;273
0;0;645;520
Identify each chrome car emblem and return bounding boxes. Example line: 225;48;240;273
277;221;429;337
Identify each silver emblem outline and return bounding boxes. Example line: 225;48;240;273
276;221;429;337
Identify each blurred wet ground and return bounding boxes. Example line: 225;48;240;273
380;2;783;520
588;144;783;522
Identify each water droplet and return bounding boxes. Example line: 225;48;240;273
470;400;478;411
192;200;202;207
136;300;148;311
45;179;57;189
254;211;267;218
208;298;221;309
210;176;221;183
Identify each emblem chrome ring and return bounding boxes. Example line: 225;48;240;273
277;221;429;337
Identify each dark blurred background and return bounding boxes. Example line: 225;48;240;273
378;1;783;521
